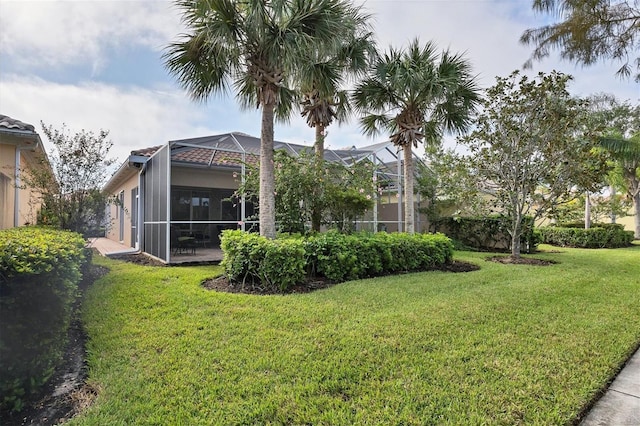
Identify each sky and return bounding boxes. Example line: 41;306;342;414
1;0;639;169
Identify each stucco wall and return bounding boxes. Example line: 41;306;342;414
0;143;15;229
105;173;139;247
0;142;44;229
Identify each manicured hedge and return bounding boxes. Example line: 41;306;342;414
0;227;87;412
221;230;454;292
539;223;633;248
431;216;539;253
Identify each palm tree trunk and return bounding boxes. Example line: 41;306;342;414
403;145;414;234
315;124;325;164
311;124;325;232
260;102;277;239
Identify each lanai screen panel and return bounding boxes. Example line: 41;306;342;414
143;144;169;261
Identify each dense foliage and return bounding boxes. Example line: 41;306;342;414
220;230;453;292
457;70;607;257
236;150;375;234
539;223;633;248
431;216;539;253
0;227;87;412
22;123;116;237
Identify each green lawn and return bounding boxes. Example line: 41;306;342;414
71;244;640;425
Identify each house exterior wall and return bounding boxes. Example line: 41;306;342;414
618;206;636;234
0;143;15;229
105;172;139;247
0;140;45;229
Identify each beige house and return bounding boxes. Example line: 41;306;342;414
0;115;50;229
103;132;428;263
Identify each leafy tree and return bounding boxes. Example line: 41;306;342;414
521;0;640;81
164;0;366;239
353;39;481;233
236;150;374;234
458;70;608;258
24;123;116;236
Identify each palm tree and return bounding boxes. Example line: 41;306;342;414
164;0;361;239
353;39;480;233
299;29;376;162
599;133;640;238
298;13;375;232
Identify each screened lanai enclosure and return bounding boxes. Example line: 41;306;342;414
133;132;427;263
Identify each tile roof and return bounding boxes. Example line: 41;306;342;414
127;132;412;170
0;114;36;132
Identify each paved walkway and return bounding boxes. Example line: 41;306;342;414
580;347;640;425
87;237;137;256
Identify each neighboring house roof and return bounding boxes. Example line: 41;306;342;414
0;115;36;132
0;114;46;158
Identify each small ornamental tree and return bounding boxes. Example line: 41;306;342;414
23;123;116;236
458;71;608;258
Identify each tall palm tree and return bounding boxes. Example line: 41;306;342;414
353;39;480;233
164;0;360;239
299;29;376;162
298;15;375;232
599;133;640;238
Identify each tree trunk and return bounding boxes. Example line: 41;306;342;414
311;124;325;232
584;191;591;229
403;145;414;234
633;191;640;239
259;102;277;239
511;212;522;259
627;172;640;239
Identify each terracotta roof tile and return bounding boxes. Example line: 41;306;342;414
0;114;36;132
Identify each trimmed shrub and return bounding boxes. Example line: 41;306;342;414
220;230;305;292
539;224;633;248
431;216;539;253
0;227;87;412
221;230;454;290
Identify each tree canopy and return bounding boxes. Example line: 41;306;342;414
164;0;370;238
353;39;480;233
521;0;640;81
25;123;116;236
458;70;608;257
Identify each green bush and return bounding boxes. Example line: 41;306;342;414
221;230;454;290
0;227;87;412
220;230;305;292
431;216;539;253
539;225;633;248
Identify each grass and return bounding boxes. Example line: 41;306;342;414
70;243;640;425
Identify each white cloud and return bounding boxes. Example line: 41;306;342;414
0;0;637;173
0;75;219;163
0;0;180;69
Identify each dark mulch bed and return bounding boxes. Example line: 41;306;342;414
203;260;480;295
0;264;109;426
486;256;557;266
